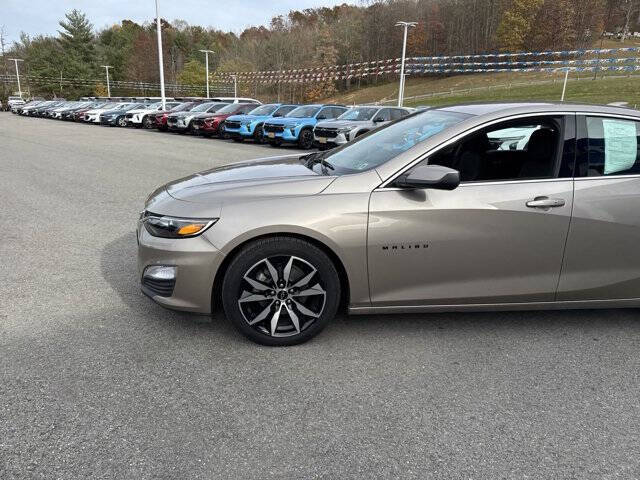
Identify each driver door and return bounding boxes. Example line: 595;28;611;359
367;114;576;307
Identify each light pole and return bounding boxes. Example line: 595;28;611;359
395;21;417;107
101;65;112;97
231;74;237;98
9;58;23;98
155;0;166;110
199;49;214;98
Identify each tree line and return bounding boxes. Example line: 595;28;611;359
1;0;639;101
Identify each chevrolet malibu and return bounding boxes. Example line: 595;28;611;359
138;102;640;346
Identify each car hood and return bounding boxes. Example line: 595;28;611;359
129;108;156;115
148;155;335;211
226;114;268;123
315;120;371;129
266;117;314;127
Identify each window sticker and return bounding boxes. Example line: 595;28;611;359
602;119;637;174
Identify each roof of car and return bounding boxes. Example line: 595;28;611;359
438;101;640;118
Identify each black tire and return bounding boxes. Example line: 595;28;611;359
253;124;265;144
142;116;153;129
222;237;340;346
298;128;314;149
117;116;127;127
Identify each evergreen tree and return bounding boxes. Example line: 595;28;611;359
58;9;96;80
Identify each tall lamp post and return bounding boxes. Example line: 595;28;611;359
395;21;417;107
155;0;166;110
199;49;214;98
231;74;237;98
101;65;112;97
8;58;24;98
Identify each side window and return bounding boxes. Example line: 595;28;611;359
274;105;295;117
238;105;254;114
316;107;331;119
389;108;407;120
375;109;392;122
428;116;564;182
585;116;640;176
326;107;344;119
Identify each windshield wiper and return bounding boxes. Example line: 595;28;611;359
301;152;334;173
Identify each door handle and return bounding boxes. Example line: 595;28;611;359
526;196;566;209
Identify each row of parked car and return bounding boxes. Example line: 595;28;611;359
9;95;414;150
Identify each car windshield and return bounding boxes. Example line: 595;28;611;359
248;104;278;116
144;102;162;109
170;103;194;112
315;109;473;174
190;102;216;112
287;106;321;118
338;107;379;121
216;104;242;114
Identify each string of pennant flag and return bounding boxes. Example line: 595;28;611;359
3;47;640;89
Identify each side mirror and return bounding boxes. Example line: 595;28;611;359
316;115;327;120
395;165;460;190
273;113;283;117
373;117;385;123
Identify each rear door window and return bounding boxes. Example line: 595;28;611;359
585;116;640;176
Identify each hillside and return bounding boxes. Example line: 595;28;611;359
323;71;640;109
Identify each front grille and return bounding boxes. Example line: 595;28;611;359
192;119;204;127
142;277;175;297
225;120;241;129
167;116;178;124
314;127;338;138
263;124;284;133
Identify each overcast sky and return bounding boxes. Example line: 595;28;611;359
1;0;358;45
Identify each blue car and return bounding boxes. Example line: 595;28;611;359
262;104;348;149
224;104;298;143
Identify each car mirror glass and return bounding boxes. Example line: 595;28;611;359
373;117;385;123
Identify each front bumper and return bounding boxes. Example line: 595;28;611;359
137;226;225;314
225;124;254;138
100;116;118;126
264;127;300;143
314;131;349;147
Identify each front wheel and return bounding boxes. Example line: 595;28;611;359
253;124;265;144
222;237;340;346
117;116;127;127
297;129;314;149
142;116;153;129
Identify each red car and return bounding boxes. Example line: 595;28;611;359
154;102;201;131
192;103;258;138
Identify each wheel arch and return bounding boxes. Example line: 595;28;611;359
211;231;351;314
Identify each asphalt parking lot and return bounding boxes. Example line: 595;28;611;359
2;112;640;479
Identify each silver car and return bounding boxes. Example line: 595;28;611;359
138;102;640;345
314;105;412;148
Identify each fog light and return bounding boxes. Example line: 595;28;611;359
143;265;176;281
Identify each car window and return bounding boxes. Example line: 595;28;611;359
390;108;409;120
585;116;640;176
427;117;564;182
287;106;321;118
273;105;296;117
338;107;379;121
375;109;392;122
321;109;471;174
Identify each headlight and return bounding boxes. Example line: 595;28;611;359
142;212;218;238
337;127;354;134
288;122;301;128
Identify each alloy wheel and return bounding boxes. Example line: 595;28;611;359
238;255;327;338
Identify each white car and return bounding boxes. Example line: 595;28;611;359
83;102;121;123
125;101;179;128
7;95;25;110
